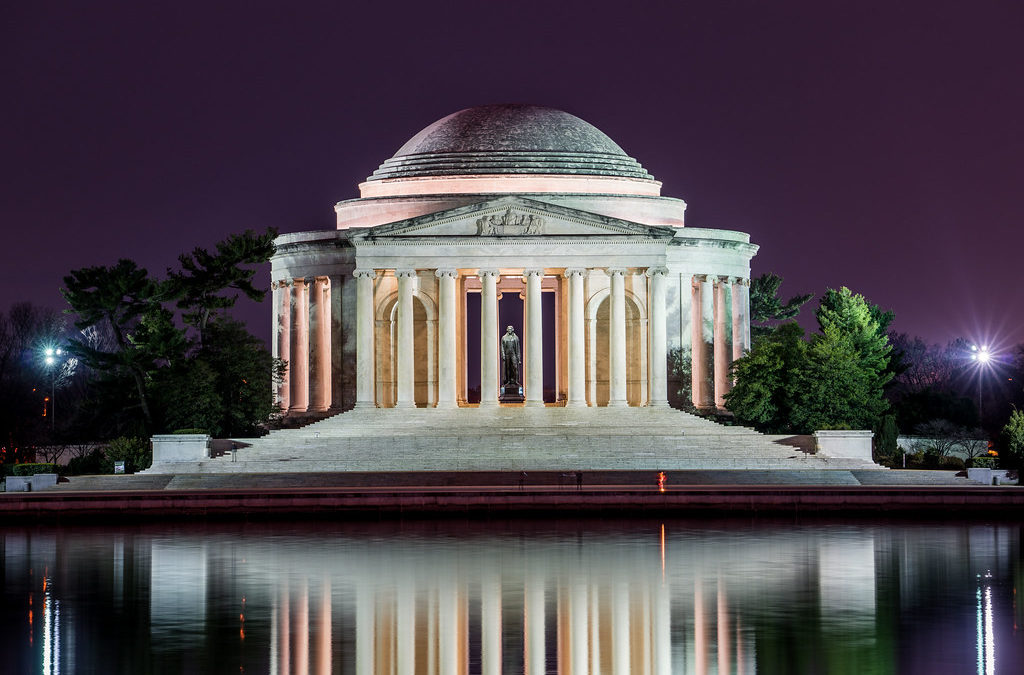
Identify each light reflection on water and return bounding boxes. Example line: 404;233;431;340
1;519;1022;674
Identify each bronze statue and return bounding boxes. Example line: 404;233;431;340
500;325;521;386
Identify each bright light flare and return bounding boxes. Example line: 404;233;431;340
971;345;992;365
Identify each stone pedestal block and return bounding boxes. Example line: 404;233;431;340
152;435;211;463
30;474;57;490
814;430;875;463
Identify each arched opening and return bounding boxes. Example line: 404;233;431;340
376;294;436;407
590;294;645;406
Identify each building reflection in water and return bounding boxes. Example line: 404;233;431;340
1;521;1021;673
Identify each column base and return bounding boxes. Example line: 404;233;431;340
524;400;545;408
607;399;628;408
354;400;376;410
565;399;588;408
648;400;669;408
395;401;416;409
435;401;458;409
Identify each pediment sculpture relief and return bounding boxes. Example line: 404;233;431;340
476;208;544;236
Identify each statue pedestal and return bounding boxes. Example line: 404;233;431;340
499;384;525;403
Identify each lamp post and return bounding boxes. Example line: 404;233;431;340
970;344;991;424
43;347;62;433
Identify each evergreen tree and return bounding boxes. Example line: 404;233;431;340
725;322;806;432
61;259;173;429
749;273;813;346
167;228;277;344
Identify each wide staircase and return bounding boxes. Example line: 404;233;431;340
145;406;884;475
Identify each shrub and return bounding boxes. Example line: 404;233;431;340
65;448;106;476
172;428;207;435
971;456;996;469
12;463;57;476
103;437;152;474
939;456;965;470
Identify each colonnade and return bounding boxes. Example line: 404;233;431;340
272;277;334;413
352;267;675;409
273;267;750;412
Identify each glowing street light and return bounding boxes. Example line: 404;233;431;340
41;346;64;433
969;344;995;423
971;344;991;365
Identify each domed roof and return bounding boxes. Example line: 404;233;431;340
367;104;655;182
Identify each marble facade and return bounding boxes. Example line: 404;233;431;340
270;105;756;414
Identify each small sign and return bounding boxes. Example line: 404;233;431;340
114;461;125;474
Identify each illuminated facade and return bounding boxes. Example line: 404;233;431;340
270;105;756;414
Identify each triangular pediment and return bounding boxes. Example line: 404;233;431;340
356;196;676;239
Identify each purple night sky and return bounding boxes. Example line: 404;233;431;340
5;1;1023;350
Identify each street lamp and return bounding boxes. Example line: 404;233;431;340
970;344;993;423
42;347;62;433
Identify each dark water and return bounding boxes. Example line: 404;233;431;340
1;518;1022;674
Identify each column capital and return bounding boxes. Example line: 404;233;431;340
434;268;459;279
717;275;735;285
314;275;331;286
693;273;713;283
606;267;627;277
478;269;501;278
271;279;293;289
292;277;308;289
353;268;377;279
394;269;418;279
563;267;588;279
523;268;545;279
735;277;751;287
645;266;670;278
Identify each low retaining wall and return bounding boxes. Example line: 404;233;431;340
3;486;1023;521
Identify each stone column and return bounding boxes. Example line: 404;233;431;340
731;278;746;363
309;276;331;412
564;269;587;407
275;280;291;411
289;278;309;413
647;266;669;407
479;270;500;407
524;269;545;407
395;270;417;409
692;275;715;410
714;278;733;409
739;278;751;353
608;268;627;407
354;270;376;408
435;269;458;408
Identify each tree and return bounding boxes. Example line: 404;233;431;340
791;324;889;431
787;289;892;431
167;228;277;344
749;273;813;346
61;259;172;428
999;408;1024;470
876;414;899;460
725;322;806;432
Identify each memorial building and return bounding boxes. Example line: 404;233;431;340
270;104;756;415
